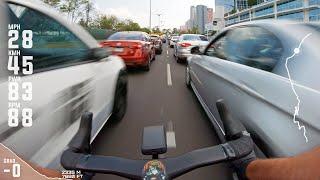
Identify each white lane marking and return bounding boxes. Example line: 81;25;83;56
166;50;169;55
166;121;176;148
166;132;176;148
3;169;10;173
285;33;312;143
167;63;172;86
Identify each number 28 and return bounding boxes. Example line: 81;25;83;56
8;30;33;49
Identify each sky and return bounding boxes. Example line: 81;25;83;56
94;0;215;29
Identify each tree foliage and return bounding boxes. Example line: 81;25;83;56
42;0;60;8
41;0;153;33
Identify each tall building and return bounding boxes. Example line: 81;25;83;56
190;6;197;28
216;0;235;13
196;5;208;34
225;0;320;27
236;0;248;10
216;0;248;12
207;8;214;23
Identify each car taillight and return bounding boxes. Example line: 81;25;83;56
179;42;192;47
131;44;143;49
100;41;110;47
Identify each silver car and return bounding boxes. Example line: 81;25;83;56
186;20;320;158
174;34;209;63
1;0;127;169
169;36;179;48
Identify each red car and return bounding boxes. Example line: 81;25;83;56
100;31;156;71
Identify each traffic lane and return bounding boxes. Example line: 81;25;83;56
165;46;232;180
91;45;232;180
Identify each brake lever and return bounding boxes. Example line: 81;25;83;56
69;111;93;154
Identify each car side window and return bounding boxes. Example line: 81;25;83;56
8;3;91;72
225;26;283;72
205;35;228;60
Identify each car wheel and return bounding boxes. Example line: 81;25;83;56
185;66;191;88
152;53;156;61
176;55;181;63
144;58;151;71
110;69;128;122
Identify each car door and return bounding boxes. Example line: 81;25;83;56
189;32;230;141
0;2;117;169
192;26;317;156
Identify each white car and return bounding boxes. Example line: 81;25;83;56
174;34;209;63
0;0;127;169
169;36;179;48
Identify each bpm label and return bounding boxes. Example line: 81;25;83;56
7;24;33;127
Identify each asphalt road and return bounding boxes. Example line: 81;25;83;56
91;44;233;180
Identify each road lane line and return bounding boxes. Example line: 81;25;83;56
166;121;176;148
166;50;168;55
167;64;172;86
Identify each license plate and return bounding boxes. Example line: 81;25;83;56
114;48;124;52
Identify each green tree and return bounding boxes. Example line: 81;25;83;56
152;27;161;34
97;15;119;30
187;27;198;34
140;27;151;34
83;0;95;27
60;0;87;22
42;0;61;9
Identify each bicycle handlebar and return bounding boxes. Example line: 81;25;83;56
61;102;254;179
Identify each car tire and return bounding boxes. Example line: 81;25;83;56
144;58;151;71
110;69;128;122
152;53;156;61
185;66;191;88
176;55;181;63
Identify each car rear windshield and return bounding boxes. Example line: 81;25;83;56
151;36;159;40
172;36;179;40
182;35;208;41
108;32;144;40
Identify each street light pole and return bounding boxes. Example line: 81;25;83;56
149;0;152;31
155;13;162;29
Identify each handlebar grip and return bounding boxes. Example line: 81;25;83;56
216;100;246;140
225;134;254;158
69;111;93;154
61;149;84;170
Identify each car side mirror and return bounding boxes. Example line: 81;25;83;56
191;46;201;55
92;47;110;60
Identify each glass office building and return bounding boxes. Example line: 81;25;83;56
225;0;320;26
216;0;235;13
216;0;248;12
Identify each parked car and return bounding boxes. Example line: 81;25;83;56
150;34;163;54
186;20;320;158
0;0;127;169
101;31;156;71
161;35;167;43
174;34;209;63
169;36;179;48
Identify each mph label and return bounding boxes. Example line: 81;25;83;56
7;24;33;128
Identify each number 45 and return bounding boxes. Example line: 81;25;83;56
8;56;33;75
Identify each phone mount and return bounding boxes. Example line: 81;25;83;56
141;125;167;159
